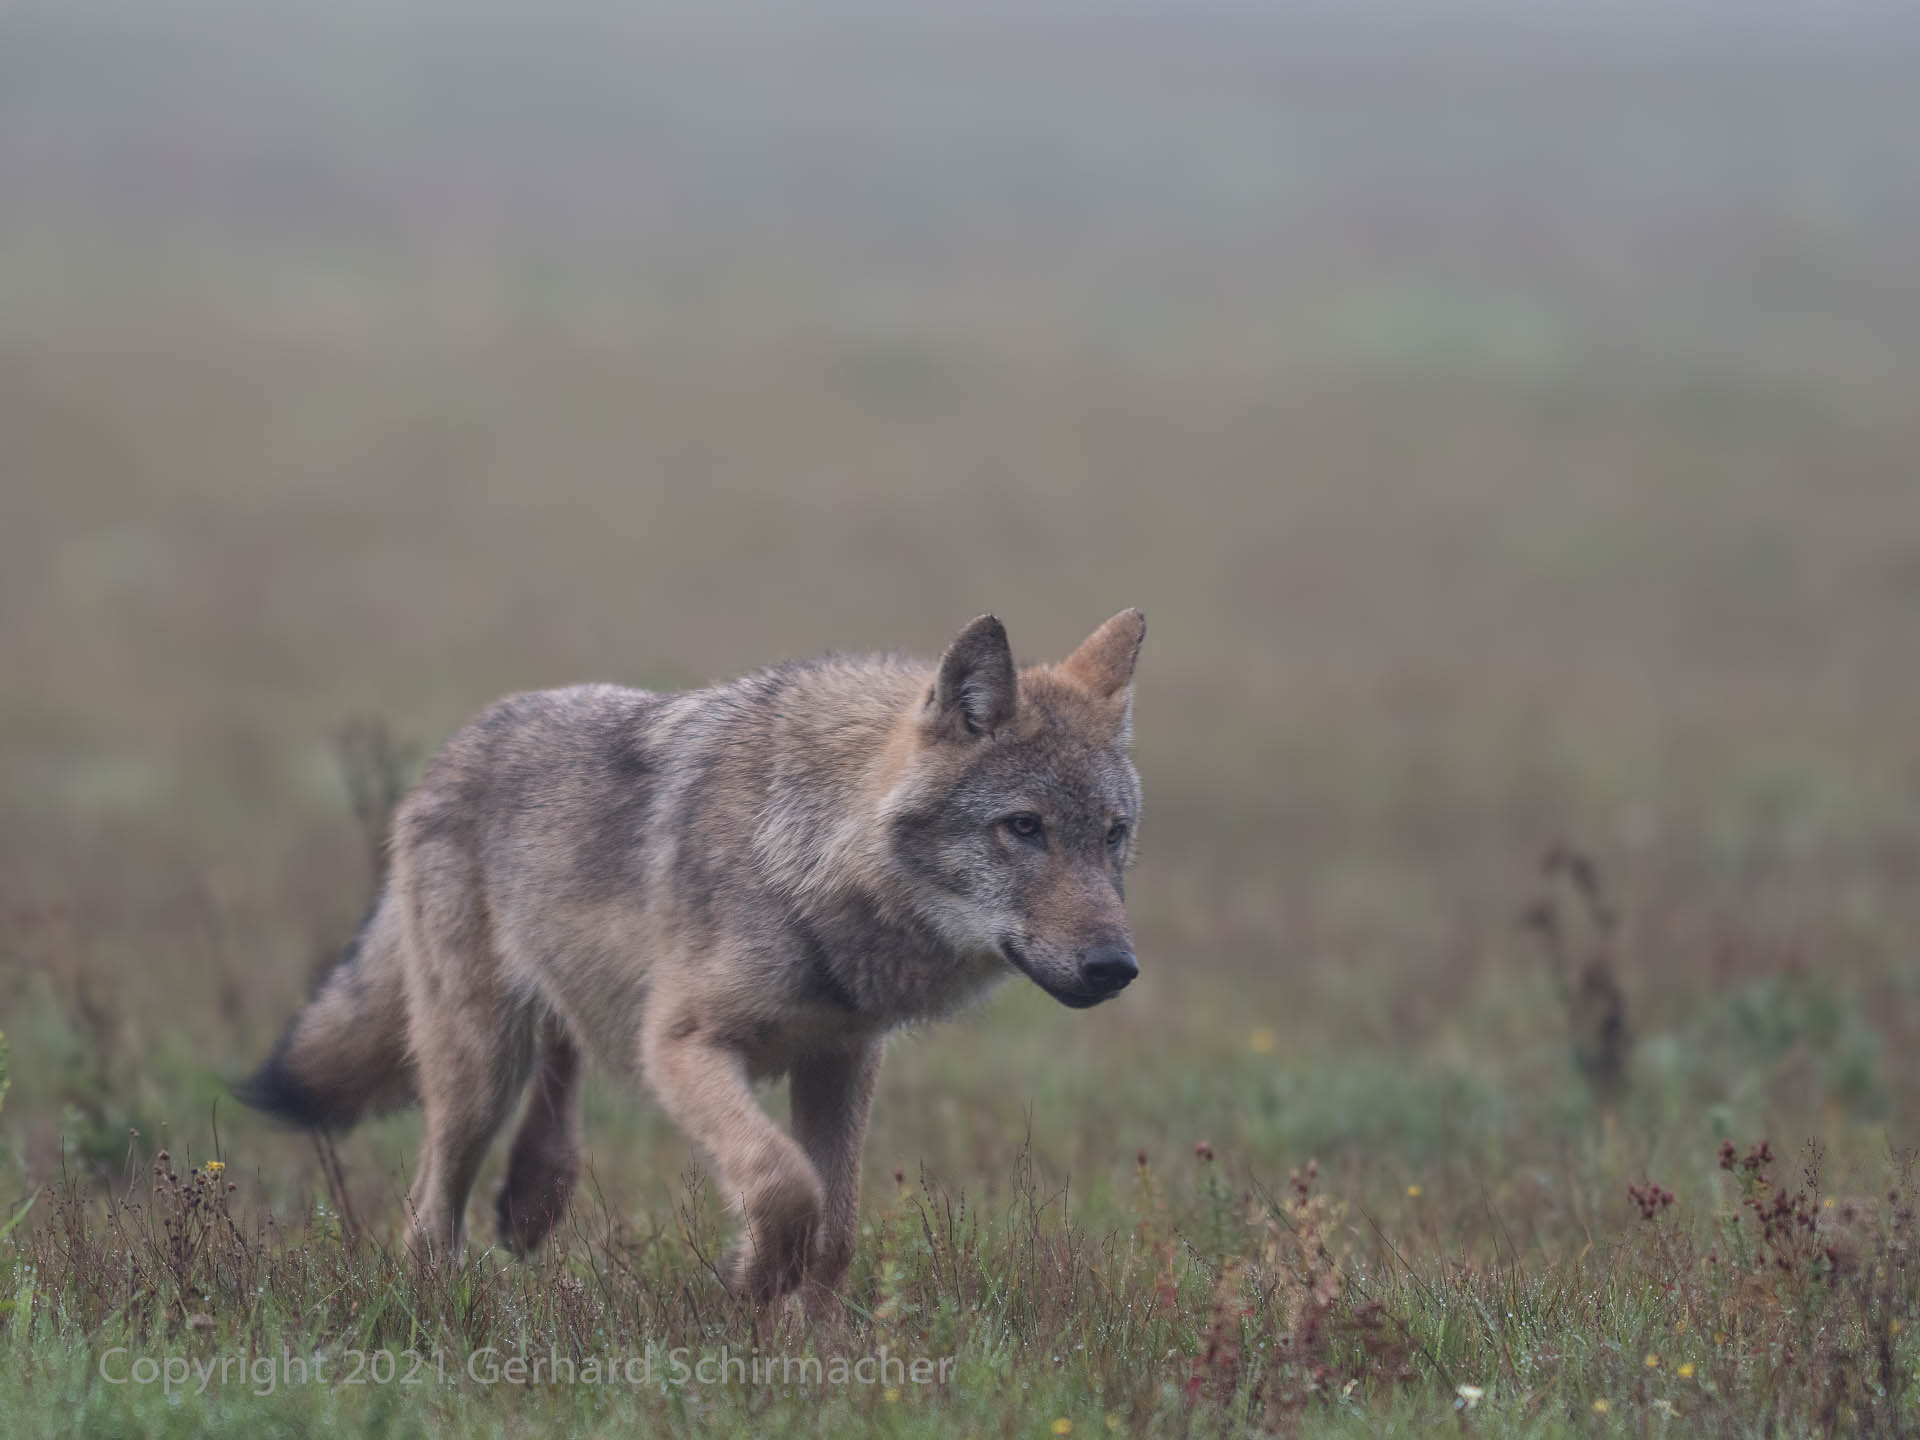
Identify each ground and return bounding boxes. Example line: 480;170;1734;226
2;4;1918;1435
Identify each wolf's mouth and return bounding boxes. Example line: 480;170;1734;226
999;938;1111;1010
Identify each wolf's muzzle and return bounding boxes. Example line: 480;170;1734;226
1077;943;1138;998
1002;937;1137;1009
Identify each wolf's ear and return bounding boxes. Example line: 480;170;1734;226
1060;609;1146;700
927;614;1018;739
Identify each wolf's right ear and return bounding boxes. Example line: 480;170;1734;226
926;614;1018;740
1060;608;1146;700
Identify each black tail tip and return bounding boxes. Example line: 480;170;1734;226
232;1038;340;1131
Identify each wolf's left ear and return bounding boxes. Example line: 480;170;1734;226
1060;609;1146;701
927;614;1019;740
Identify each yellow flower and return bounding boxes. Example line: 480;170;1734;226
1713;1331;1728;1346
1673;1318;1687;1333
1645;1354;1660;1369
883;1388;900;1404
1248;1027;1277;1054
1677;1363;1696;1380
1406;1184;1422;1199
1052;1421;1074;1437
204;1160;225;1173
1592;1398;1611;1415
1892;1318;1903;1336
1105;1416;1122;1432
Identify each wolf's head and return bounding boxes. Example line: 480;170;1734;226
889;610;1146;1009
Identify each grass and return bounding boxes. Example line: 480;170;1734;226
3;1059;1916;1437
4;827;1917;1436
5;356;1919;1440
7;380;1920;1440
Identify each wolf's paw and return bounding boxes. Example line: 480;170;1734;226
403;1210;465;1270
494;1175;562;1258
493;1150;579;1259
726;1164;825;1304
801;1274;851;1340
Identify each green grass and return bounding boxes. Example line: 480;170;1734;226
4;932;1917;1437
0;1006;1912;1440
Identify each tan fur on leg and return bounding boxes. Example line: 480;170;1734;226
641;1004;825;1303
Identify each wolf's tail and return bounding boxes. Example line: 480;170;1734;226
236;895;416;1130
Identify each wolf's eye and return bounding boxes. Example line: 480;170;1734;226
1106;821;1130;849
1004;812;1045;843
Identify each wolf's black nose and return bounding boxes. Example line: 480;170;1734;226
1079;945;1138;994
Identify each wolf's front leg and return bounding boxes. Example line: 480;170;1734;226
642;1007;825;1304
790;1040;884;1321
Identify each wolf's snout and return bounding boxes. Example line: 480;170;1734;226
1078;944;1138;996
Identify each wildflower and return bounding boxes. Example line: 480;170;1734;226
204;1161;225;1173
1193;1140;1214;1162
1823;1196;1835;1208
1592;1398;1611;1414
1627;1180;1675;1220
883;1388;900;1405
1407;1184;1422;1198
1892;1319;1903;1336
1455;1383;1484;1409
1645;1353;1660;1369
1673;1318;1687;1334
1248;1027;1277;1054
1052;1421;1074;1436
1677;1363;1696;1380
1105;1416;1122;1432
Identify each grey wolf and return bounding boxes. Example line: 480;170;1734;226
238;610;1146;1308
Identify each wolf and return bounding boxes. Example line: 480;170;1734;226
238;610;1146;1307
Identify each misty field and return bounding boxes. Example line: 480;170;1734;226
3;3;1919;1436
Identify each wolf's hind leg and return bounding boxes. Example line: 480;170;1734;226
404;993;536;1265
495;1013;585;1256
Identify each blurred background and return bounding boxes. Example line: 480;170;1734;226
3;0;1917;1205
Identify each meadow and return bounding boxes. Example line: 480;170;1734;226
3;4;1918;1434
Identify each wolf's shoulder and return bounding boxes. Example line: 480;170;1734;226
707;650;928;717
